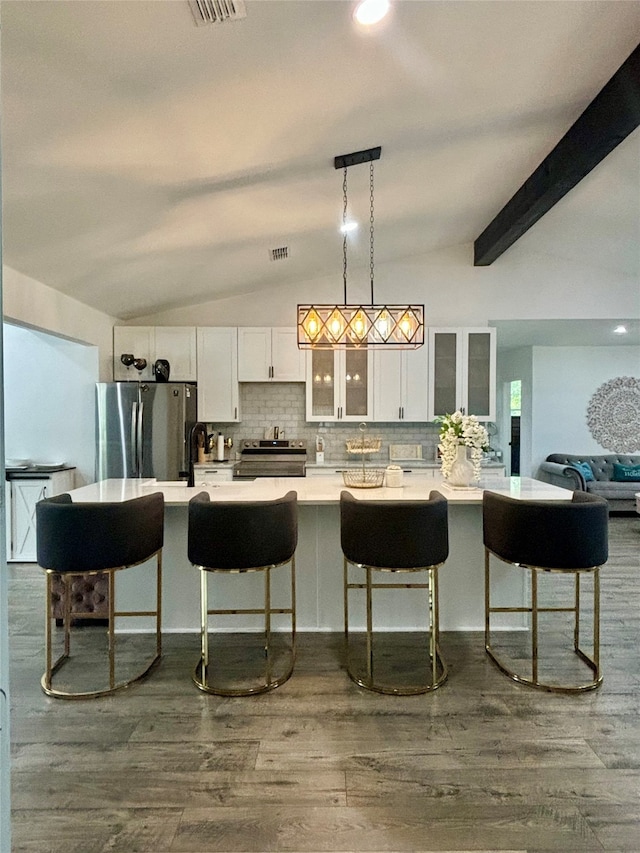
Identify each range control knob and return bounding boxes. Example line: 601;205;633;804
244;440;251;448
252;441;258;447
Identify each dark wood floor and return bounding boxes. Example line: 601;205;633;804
8;515;640;853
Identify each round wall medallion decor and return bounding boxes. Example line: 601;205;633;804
586;376;640;453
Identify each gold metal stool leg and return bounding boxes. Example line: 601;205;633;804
41;554;163;700
484;548;602;693
344;560;448;695
193;559;296;697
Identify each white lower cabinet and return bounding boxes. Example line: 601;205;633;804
6;469;76;562
191;465;234;486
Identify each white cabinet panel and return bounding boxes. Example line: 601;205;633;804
271;328;306;381
191;465;234;485
154;327;197;381
7;469;75;562
373;347;428;422
238;327;305;382
113;327;154;380
196;328;240;422
238;328;270;381
114;326;197;382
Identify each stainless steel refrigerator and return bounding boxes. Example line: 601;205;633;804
96;382;197;481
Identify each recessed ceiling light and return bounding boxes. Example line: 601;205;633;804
340;221;358;234
613;324;628;335
354;0;390;27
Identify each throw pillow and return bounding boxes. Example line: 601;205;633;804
612;463;640;482
569;461;595;482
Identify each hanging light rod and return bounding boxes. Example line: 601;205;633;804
334;146;381;170
297;145;424;350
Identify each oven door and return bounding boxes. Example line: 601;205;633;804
233;462;306;480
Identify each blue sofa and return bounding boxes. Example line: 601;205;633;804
538;453;640;512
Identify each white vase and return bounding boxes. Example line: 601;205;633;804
447;444;474;487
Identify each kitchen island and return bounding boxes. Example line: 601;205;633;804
65;475;571;633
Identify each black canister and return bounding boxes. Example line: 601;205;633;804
153;359;170;382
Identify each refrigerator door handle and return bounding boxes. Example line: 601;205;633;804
137;401;145;476
130;402;139;476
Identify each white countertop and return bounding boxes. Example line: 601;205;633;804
67;475;571;507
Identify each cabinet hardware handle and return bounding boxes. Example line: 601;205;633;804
234;407;237;420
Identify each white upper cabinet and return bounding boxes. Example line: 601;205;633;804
113;326;154;380
238;327;305;382
306;347;373;422
113;326;197;381
153;327;197;381
373;347;429;422
427;327;496;422
196;327;240;422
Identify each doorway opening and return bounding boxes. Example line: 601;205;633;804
509;380;521;476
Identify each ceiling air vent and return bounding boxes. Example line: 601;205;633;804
188;0;247;26
269;247;289;262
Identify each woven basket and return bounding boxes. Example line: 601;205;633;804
342;468;385;489
345;435;382;455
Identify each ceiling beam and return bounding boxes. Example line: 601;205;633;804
474;43;640;266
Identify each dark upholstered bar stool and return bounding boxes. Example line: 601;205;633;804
36;492;164;699
483;490;608;693
340;490;449;695
188;490;298;696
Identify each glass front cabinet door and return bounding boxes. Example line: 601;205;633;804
427;327;496;422
306;348;373;422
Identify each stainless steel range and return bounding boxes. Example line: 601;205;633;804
233;439;308;480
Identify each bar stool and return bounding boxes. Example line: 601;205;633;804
36;492;164;699
483;490;608;693
188;490;298;696
340;490;449;695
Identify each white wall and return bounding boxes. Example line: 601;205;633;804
3;323;99;486
2;266;115;382
530;345;640;473
129;242;638;328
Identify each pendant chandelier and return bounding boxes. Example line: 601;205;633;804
297;145;424;349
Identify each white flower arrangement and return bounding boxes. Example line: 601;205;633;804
436;411;489;482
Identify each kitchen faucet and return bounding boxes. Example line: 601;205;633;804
188;422;208;487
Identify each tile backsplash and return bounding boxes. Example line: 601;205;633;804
205;382;440;464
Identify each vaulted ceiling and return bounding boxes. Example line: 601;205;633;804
2;0;639;320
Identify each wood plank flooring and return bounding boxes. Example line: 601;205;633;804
8;515;640;852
